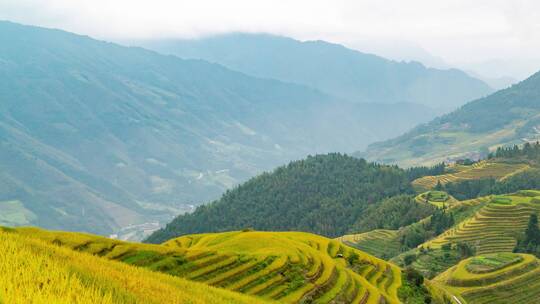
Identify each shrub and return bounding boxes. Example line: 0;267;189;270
403;254;417;266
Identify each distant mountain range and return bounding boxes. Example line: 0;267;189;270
138;33;493;110
0;22;495;239
360;70;540;166
0;21;450;238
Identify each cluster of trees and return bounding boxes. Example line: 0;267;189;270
515;214;540;257
146;154;414;243
405;163;445;181
398;268;432;304
348;195;437;233
489;142;540;160
400;208;455;249
443;169;540;200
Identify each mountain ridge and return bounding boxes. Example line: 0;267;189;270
0;21;444;239
360;70;540;167
138;33;493;110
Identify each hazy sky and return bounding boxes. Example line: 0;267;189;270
1;0;539;80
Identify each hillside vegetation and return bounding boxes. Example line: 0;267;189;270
146;154;412;243
0;227;265;304
433;253;540;304
341;195;489;264
6;226;403;304
347;195;437;235
362;70;540;166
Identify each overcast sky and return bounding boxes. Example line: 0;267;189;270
1;0;539;81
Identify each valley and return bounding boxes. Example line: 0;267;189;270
1;4;540;303
0;21;482;240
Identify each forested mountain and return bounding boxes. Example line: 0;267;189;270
361;70;540;166
139;33;492;110
0;21;444;239
146;154;413;243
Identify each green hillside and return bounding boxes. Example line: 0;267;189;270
361;70;540;167
146;154;413;243
141;33;492;110
5;226;405;304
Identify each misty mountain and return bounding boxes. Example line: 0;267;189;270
138;33;493;110
360;71;540;167
0;21;440;238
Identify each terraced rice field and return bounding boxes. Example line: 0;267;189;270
433;253;540;304
0;227;266;304
425;193;540;255
10;227;402;304
412;161;530;191
415;191;459;208
337;230;401;260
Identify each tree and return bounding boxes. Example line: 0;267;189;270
457;242;475;258
403;254;417;266
404;267;424;286
525;214;540;246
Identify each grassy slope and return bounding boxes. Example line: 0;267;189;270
6;227;402;304
0;227;265;304
433;253;540;304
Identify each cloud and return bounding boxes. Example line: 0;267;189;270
0;0;539;79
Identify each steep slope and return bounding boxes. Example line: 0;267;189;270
0;227;265;304
139;33;492;110
5;226;403;304
146;154;412;243
361;71;540;166
0;21;444;238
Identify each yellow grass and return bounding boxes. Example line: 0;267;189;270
433;253;540;304
0;229;267;304
4;227;402;304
